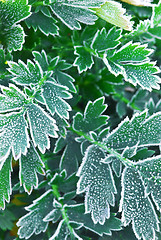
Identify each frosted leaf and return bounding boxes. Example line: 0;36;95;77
120;167;159;240
26;10;59;36
73;46;94;73
43;200;61;222
0;0;31;27
19;143;45;194
152;1;161;27
0;154;12;209
4;25;25;51
77;145;117;224
49;2;97;30
73;97;108;133
27;104;58;153
32;50;49;72
105;110;161;150
93;1;133;31
0;112;29;161
42;81;72;119
50;0;105;7
8;59;43;85
135;156;161;211
91;27;122;53
0;84;26;113
0;0;31;51
17;190;53;239
104;42;161;91
49;219;82;240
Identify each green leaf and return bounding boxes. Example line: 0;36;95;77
0;0;31;51
73;97;108;133
120;167;159;240
0;154;12;209
135;155;161;211
17;190;53;239
27;104;58;153
0;208;16;230
19;143;45;194
91;27;122;53
0;112;29;160
0;84;27;113
54;132;82;176
152;1;161;27
48;2;98;30
77;145;117;224
105;110;161;150
42;81;72;119
73;46;94;73
8;60;43;85
104;41;161;90
66;204;122;236
26;10;59;36
93;1;133;31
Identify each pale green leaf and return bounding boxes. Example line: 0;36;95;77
120;167;159;240
93;1;133;31
121;0;152;6
0;154;12;209
77;145;117;224
17;190;53;239
19;143;45;194
27;104;58;153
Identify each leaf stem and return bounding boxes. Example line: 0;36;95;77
68;126;135;168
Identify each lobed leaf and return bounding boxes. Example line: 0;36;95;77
19;143;45;194
77;145;117;225
0;112;29;161
17;190;53;239
0;154;12;210
104;41;161;90
120;167;159;240
42;81;72;119
0;0;31;51
0;84;26;113
91;27;122;53
93;1;133;31
27;104;58;153
105;110;161;150
8;60;43;85
66;203;122;236
73;97;108;133
48;2;98;30
73;46;94;73
25;10;59;36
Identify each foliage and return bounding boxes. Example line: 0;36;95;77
1;0;161;239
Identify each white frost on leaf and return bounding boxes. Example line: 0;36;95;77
120;167;159;240
77;145;117;225
27;104;58;153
